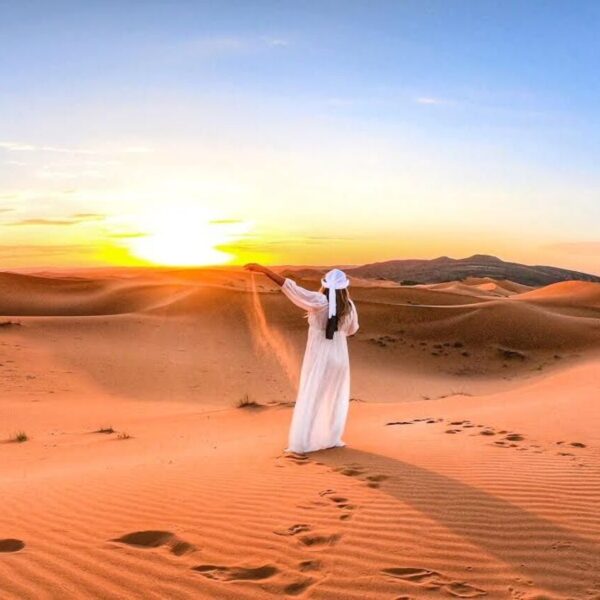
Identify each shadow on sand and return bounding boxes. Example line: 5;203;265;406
312;447;600;597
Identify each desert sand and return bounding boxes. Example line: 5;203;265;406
1;268;599;599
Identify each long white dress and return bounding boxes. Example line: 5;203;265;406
281;278;359;454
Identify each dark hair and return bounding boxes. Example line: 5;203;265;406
322;288;351;321
322;288;352;339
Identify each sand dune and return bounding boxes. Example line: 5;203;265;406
1;269;599;599
422;277;534;299
514;280;600;308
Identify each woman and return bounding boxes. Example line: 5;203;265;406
245;264;359;454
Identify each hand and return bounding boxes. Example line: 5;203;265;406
244;263;265;273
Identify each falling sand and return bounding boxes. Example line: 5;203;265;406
247;272;300;386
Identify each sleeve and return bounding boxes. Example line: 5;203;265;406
346;301;359;336
281;278;328;312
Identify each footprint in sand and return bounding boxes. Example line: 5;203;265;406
297;532;341;549
0;539;25;553
273;524;312;536
285;453;312;466
112;530;196;556
334;465;365;477
327;495;357;518
332;463;389;491
382;567;486;597
318;489;356;520
193;562;319;596
283;577;317;596
298;559;321;572
193;564;278;581
366;473;389;489
444;581;487;597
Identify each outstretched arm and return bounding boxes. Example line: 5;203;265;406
244;263;285;286
246;263;327;312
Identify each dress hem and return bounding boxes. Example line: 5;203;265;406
285;441;346;454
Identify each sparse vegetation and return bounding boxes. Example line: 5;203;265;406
95;427;115;434
236;394;262;409
498;348;526;361
11;431;28;443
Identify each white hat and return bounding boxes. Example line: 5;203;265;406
321;268;350;319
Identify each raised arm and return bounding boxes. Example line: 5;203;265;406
245;263;285;286
245;263;327;312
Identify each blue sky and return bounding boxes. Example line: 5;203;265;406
1;1;599;271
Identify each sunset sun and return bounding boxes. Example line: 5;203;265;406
127;204;251;267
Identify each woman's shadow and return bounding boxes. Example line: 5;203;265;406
312;447;600;596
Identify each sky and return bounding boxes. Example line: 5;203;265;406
1;0;599;273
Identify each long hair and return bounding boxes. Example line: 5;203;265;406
321;287;351;322
320;287;352;339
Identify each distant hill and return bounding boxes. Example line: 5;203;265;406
347;254;600;286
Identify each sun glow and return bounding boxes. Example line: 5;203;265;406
127;204;251;266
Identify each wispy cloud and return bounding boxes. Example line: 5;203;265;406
9;218;80;226
262;36;289;47
0;141;96;155
0;243;94;259
169;34;290;60
0;141;153;156
72;213;105;220
209;218;244;225
8;213;106;227
107;231;148;239
0;141;36;151
415;96;446;105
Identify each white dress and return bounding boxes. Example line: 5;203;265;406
281;278;359;454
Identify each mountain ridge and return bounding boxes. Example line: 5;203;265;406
346;255;600;286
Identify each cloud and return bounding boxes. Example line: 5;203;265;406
169;34;290;60
9;218;79;226
0;141;95;154
220;233;357;254
545;242;600;256
0;141;36;151
0;243;93;259
8;213;106;226
415;97;446;105
209;218;244;225
72;213;105;220
107;232;148;239
0;141;152;157
262;36;289;47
